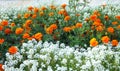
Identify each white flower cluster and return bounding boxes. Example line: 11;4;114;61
3;39;120;71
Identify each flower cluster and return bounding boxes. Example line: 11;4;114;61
2;39;120;71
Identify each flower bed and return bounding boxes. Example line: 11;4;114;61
0;0;120;70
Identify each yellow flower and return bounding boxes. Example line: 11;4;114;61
90;38;98;47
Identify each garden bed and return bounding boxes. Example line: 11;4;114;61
0;0;120;71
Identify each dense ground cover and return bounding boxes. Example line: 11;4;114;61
0;0;120;71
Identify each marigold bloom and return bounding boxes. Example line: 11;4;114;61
1;20;8;26
61;3;67;8
58;9;68;16
111;40;118;47
112;21;118;25
75;23;82;28
64;16;70;21
0;64;4;71
90;15;97;21
0;26;3;31
101;36;110;43
32;14;37;19
15;28;24;35
50;24;57;30
25;20;32;26
0;38;4;44
115;15;120;20
22;33;30;39
107;27;114;33
46;27;53;34
90;38;98;47
34;33;43;40
8;46;18;54
96;26;104;32
63;27;71;32
28;6;33;11
10;23;15;27
34;7;39;13
24;13;30;18
4;28;12;34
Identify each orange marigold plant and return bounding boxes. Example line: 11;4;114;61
111;40;118;47
22;33;30;39
101;36;110;44
107;27;114;33
75;23;82;28
64;16;70;21
8;46;18;54
15;28;24;35
63;27;71;32
34;33;43;40
1;20;8;26
90;38;98;47
61;3;67;9
4;28;12;34
0;38;4;44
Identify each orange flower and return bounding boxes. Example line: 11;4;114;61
49;12;54;16
41;6;47;10
10;23;15;27
115;15;120;20
93;22;102;27
0;38;4;44
58;9;68;16
28;6;33;11
111;40;118;47
101;36;110;43
107;27;114;33
4;28;12;34
0;64;4;71
96;26;104;32
64;16;70;21
32;14;37;19
8;46;18;54
15;28;24;35
34;33;43;40
46;27;53;34
22;33;30;39
112;21;118;25
40;11;44;16
1;20;8;26
61;3;67;8
24;13;30;18
0;26;3;31
50;24;57;30
34;7;39;13
75;23;82;28
90;15;97;21
90;38;98;47
25;20;32;26
63;27;71;32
